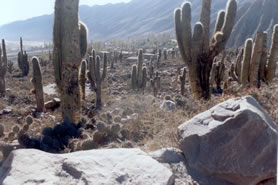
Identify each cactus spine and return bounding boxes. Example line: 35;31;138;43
174;0;237;99
17;37;29;76
89;54;107;108
31;57;44;112
53;0;88;123
266;25;278;83
0;39;7;96
79;60;87;100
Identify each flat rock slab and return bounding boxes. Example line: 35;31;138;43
0;148;174;185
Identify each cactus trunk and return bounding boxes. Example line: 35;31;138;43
0;39;7;96
53;0;87;123
31;57;44;112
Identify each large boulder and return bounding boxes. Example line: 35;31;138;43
0;148;174;185
177;96;277;185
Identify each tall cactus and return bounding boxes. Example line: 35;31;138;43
241;39;253;87
79;60;87;100
174;0;237;99
137;49;144;88
17;37;29;76
266;25;278;83
0;39;7;96
53;0;88;123
88;54;107;108
31;57;44;112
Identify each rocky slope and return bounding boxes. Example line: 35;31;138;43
0;0;255;46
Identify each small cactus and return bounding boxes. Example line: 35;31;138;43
0;124;4;137
79;60;87;100
0;39;7;96
151;71;160;97
179;68;186;95
17;37;29;76
88;54;107;108
26;116;33;125
31;57;44;112
131;64;137;90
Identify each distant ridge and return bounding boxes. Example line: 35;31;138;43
0;0;276;48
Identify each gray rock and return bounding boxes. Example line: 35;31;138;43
0;148;174;185
149;148;185;164
111;123;121;135
160;100;176;111
177;96;277;185
96;122;107;132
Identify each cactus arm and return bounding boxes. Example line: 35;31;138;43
181;2;192;62
212;10;225;41
174;8;187;64
200;0;211;54
79;22;88;58
101;53;107;81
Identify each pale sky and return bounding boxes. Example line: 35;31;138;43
0;0;131;26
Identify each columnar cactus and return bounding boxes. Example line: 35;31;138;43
180;67;186;95
150;71;160;97
241;39;253;87
137;49;144;88
88;54;107;108
239;25;278;88
249;31;264;88
79;60;87;100
0;39;7;96
31;57;44;112
53;0;88;123
266;25;278;83
17;37;29;76
163;49;168;60
142;66;147;89
131;65;137;90
174;0;237;99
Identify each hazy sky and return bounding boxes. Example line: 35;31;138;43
0;0;131;26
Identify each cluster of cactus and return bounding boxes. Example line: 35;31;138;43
131;49;147;91
0;39;7;96
31;57;44;112
179;68;186;95
87;49;107;108
17;37;29;76
174;0;237;99
53;0;88;124
150;71;160;97
211;52;226;90
238;25;278;88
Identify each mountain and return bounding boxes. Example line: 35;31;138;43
228;0;278;48
0;0;276;48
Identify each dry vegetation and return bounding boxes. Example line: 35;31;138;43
0;44;277;161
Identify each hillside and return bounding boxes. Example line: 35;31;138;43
0;0;277;48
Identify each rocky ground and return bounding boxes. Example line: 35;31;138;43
0;52;277;162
